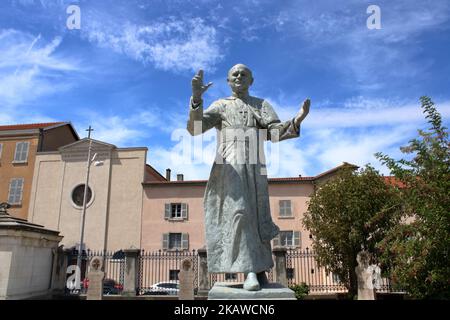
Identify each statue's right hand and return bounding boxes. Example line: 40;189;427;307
192;69;213;102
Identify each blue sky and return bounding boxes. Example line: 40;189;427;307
1;0;449;179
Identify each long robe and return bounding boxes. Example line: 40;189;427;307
187;95;300;273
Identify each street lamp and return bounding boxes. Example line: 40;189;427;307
75;126;103;291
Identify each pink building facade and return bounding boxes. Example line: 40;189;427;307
141;164;353;253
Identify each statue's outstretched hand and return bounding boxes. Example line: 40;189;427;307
294;98;311;127
192;69;213;103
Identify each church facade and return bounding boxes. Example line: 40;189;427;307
28;138;149;251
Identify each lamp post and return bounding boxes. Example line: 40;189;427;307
75;126;94;291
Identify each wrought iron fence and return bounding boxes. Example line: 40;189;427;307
286;248;396;294
65;247;399;296
66;249;125;294
137;249;198;295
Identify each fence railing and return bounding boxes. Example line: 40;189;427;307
66;249;125;294
65;248;398;295
285;248;394;293
138;249;198;294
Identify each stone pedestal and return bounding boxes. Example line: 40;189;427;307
273;247;288;287
86;256;104;300
208;282;296;300
179;258;194;300
0;206;63;300
123;249;140;296
197;247;209;297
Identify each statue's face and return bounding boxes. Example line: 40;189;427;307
227;65;253;94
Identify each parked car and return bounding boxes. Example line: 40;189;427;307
142;281;179;295
81;278;124;295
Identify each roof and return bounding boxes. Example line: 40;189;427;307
142;162;358;186
0;122;65;131
0;122;80;140
59;137;116;151
384;176;406;188
145;164;167;181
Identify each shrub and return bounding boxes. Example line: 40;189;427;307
289;283;310;299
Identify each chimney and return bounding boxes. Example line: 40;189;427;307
177;174;184;181
166;169;171;181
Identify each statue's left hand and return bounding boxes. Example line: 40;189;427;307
294;98;311;127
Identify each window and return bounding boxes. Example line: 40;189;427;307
169;269;180;281
332;274;341;284
279;200;292;217
225;273;238;280
169;233;182;249
71;184;93;207
164;203;188;220
163;233;189;250
172;204;182;218
13;142;30;163
280;231;293;246
8;178;24;205
0;143;3;159
273;231;301;248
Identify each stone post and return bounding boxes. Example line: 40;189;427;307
179;258;194;300
273;247;288;287
123;249;140;296
197;247;209;296
86;256;104;300
50;246;67;295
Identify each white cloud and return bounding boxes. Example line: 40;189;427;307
0;29;80;124
147;96;450;179
82;14;223;73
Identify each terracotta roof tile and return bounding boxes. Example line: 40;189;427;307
0;122;66;131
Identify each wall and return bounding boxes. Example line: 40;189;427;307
0;136;39;219
28;143;146;252
0;228;62;300
141;180;315;252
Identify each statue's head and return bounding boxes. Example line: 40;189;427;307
227;64;254;94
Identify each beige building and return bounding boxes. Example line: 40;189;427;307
28;138;153;251
0;123;79;220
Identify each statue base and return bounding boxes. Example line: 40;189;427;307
208;282;296;300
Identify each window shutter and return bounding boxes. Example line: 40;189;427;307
0;143;3;159
181;233;189;250
164;204;171;219
162;233;169;250
14;143;20;161
18;178;24;202
8;180;15;203
273;234;280;247
294;231;301;247
286;200;292;216
23;142;29;162
181;203;188;219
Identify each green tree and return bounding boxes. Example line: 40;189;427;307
303;166;401;298
376;96;450;299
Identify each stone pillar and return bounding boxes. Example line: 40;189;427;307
50;246;67;294
197;247;209;296
273;247;288;287
86;256;104;300
123;249;140;296
179;258;194;300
